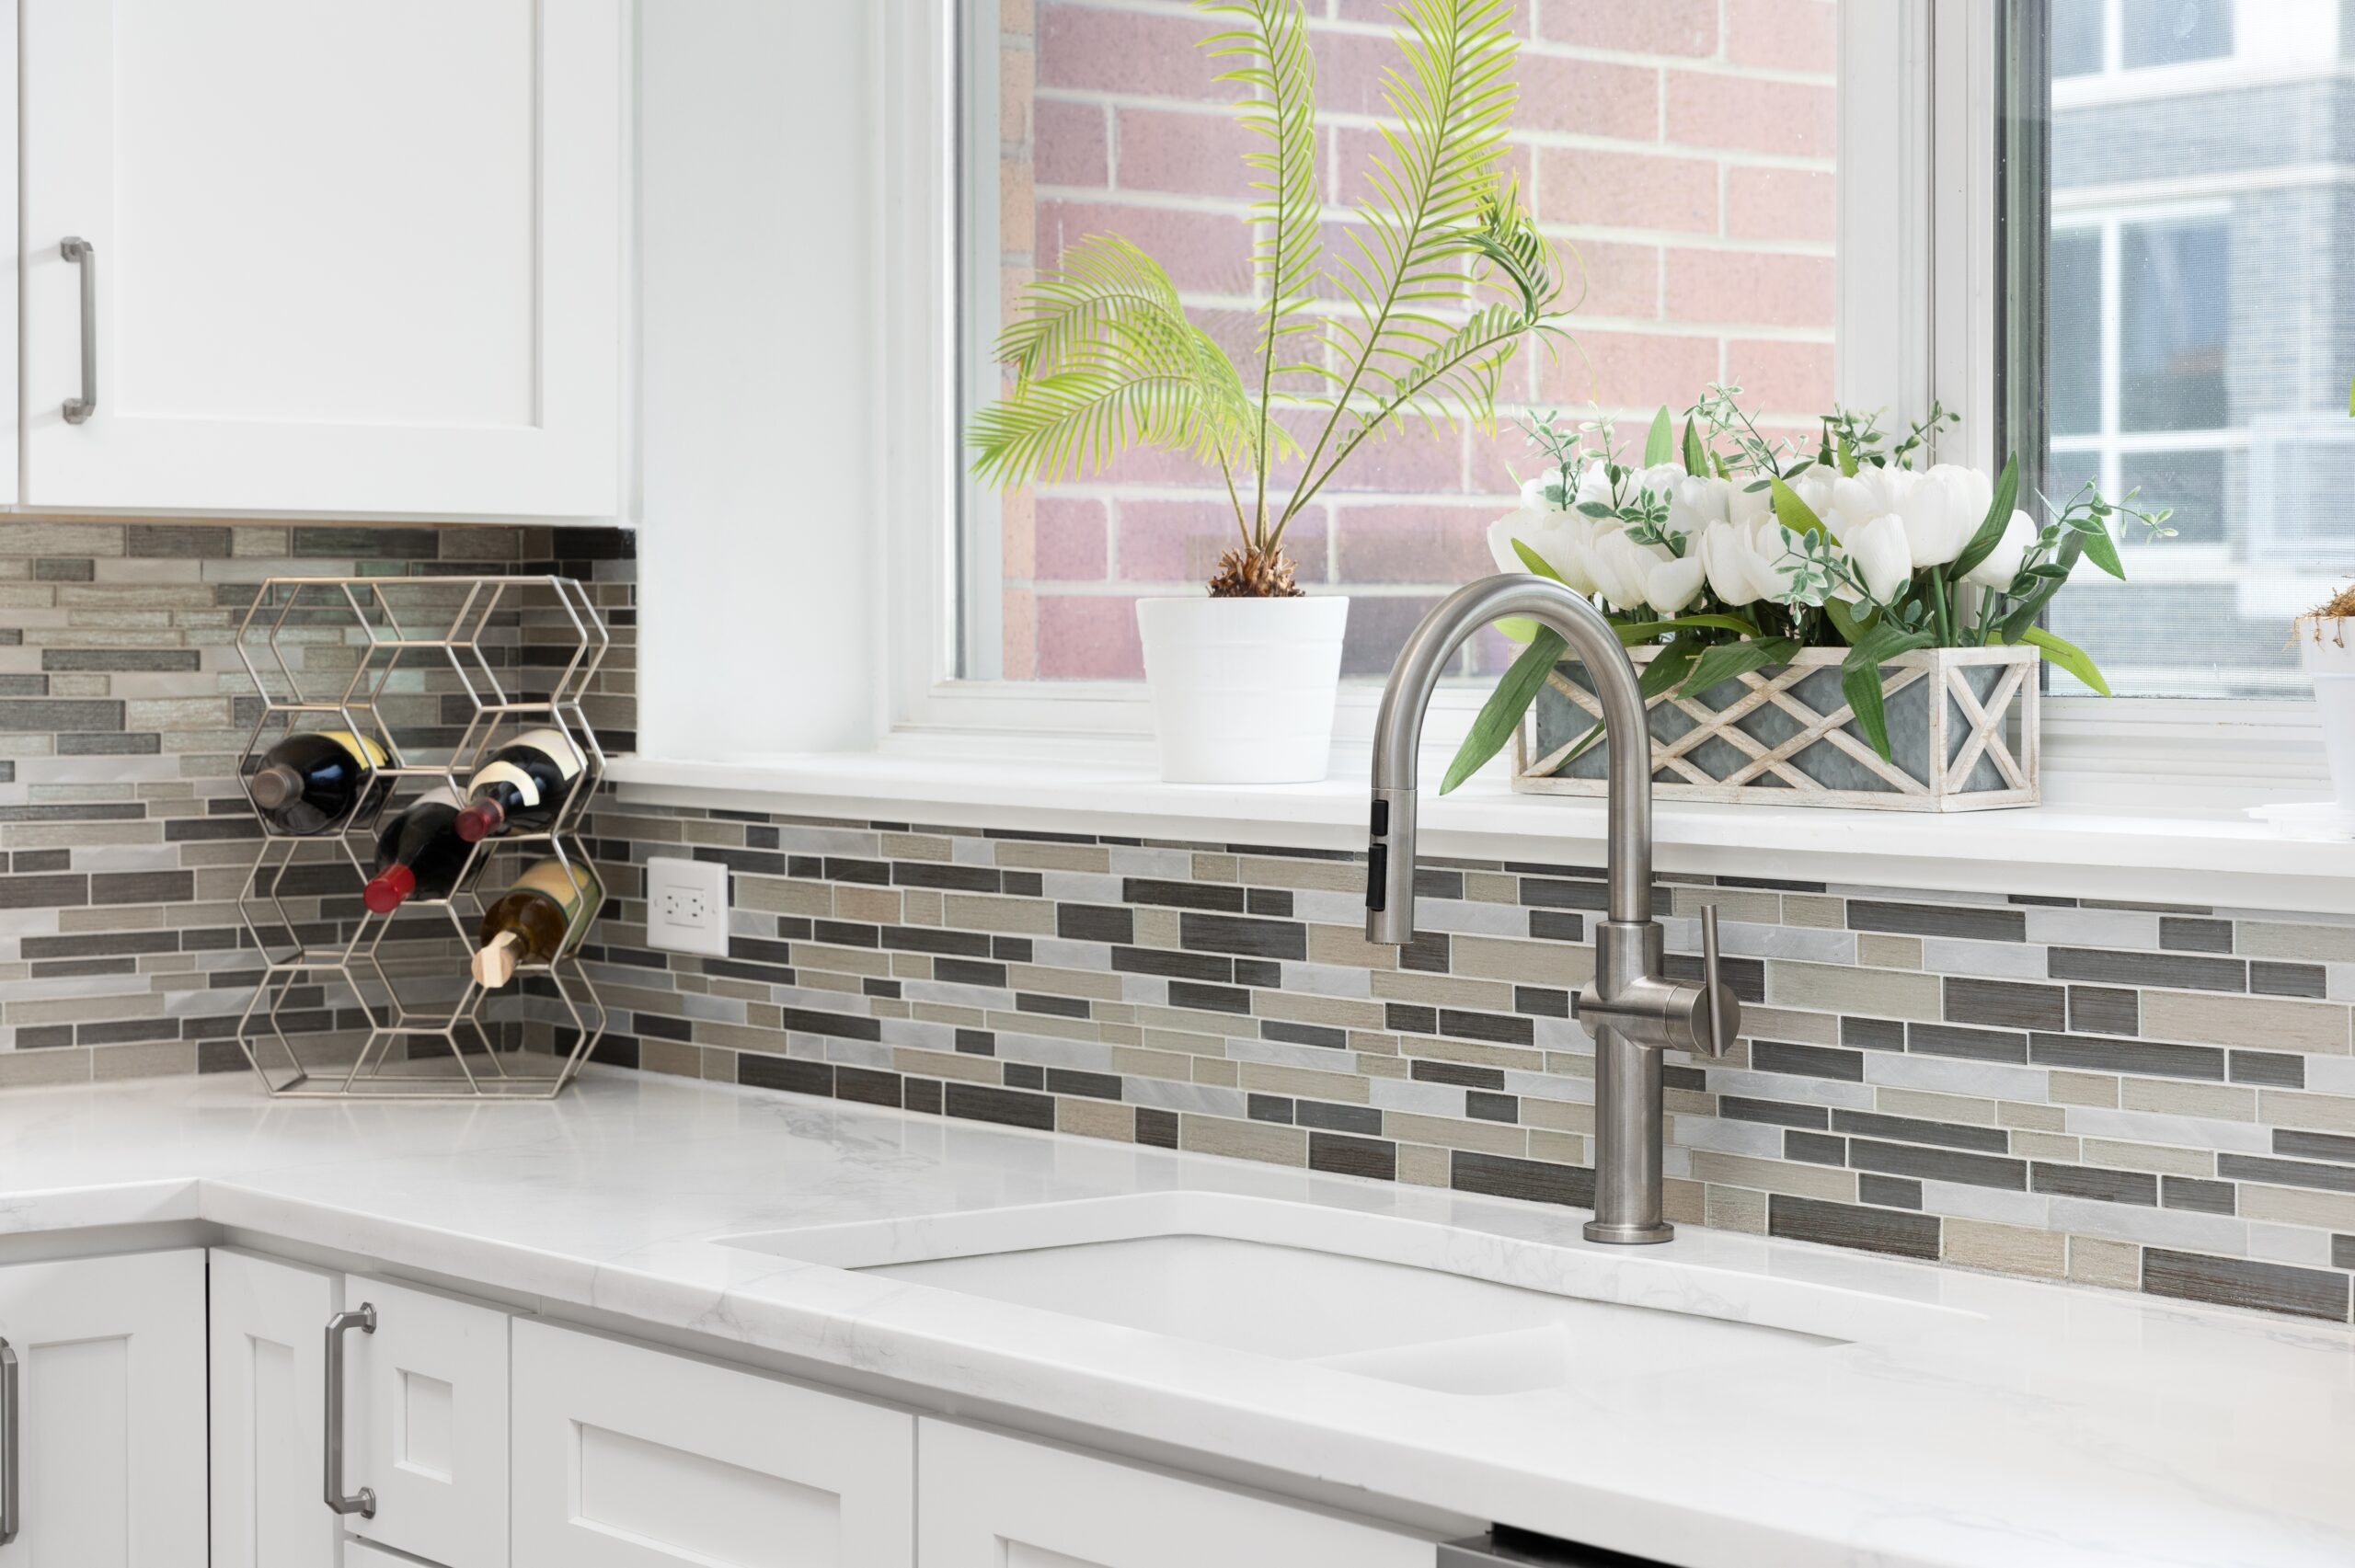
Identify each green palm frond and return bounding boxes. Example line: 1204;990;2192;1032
994;234;1195;383
1323;0;1519;374
1368;301;1559;436
971;256;1256;489
1203;0;1327;544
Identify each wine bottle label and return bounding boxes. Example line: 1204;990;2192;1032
318;729;388;769
510;727;586;779
469;760;545;808
509;857;604;953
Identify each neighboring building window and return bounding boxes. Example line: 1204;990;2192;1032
2031;0;2339;697
967;0;1835;682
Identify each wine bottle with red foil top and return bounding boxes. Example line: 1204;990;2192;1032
361;786;474;913
246;729;388;835
454;727;585;842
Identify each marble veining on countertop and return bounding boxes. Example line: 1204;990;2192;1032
0;1069;2346;1568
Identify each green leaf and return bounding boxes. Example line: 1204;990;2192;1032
1823;597;1876;647
1947;453;2021;581
1768;475;1828;537
1679;637;1800;701
2076;521;2126;580
1643;406;1673;467
1510;537;1565;582
1609;612;1763;646
2015;625;2111;696
1640;638;1702;700
1835;433;1858;477
1840;625;1935;761
1442;628;1564;795
1682;418;1709;478
1999;533;2087;643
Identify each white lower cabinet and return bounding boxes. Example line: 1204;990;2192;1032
915;1420;1437;1568
342;1277;511;1568
210;1249;345;1568
210;1251;513;1568
0;1248;208;1568
510;1318;915;1567
205;1247;1442;1568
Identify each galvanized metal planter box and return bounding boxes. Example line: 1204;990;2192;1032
1513;644;2039;811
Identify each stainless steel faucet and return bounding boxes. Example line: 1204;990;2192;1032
1365;575;1740;1244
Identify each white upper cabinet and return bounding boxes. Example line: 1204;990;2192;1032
21;0;624;519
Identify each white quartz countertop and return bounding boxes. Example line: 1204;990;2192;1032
2;1070;2348;1568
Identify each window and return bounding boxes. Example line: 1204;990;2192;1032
2020;0;2346;698
963;0;1837;685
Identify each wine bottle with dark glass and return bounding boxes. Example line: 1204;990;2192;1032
471;857;604;987
454;727;586;842
362;786;475;913
246;729;387;835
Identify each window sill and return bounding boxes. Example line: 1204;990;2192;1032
606;744;2355;916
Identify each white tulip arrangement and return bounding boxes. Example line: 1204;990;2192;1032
1444;384;2173;791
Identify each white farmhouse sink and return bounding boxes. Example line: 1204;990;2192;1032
719;1193;1970;1397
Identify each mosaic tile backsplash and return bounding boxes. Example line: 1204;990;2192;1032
8;523;2355;1324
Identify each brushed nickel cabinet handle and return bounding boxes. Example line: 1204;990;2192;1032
0;1338;17;1545
59;237;96;424
324;1304;376;1518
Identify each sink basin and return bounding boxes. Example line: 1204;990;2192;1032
719;1194;1970;1397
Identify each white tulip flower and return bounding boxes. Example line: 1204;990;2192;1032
1887;467;1969;568
1728;477;1775;524
1587;527;1670;613
1487;507;1601;595
1644;555;1708;615
1697;520;1807;607
1846;513;1916;604
1960;509;2038;591
1829;466;1899;540
1928;463;1993;541
1787;464;1840;532
1667;474;1731;541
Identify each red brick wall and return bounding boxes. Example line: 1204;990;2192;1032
993;0;1835;680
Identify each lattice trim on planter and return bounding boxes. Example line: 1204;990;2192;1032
1513;645;2039;811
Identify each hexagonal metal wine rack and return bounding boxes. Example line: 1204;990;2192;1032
232;576;611;1098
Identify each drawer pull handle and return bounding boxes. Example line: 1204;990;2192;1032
324;1304;376;1518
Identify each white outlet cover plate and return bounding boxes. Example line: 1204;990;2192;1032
644;855;729;957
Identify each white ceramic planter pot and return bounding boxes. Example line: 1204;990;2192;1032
2300;617;2355;808
1134;596;1350;784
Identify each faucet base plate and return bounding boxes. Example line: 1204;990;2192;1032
1582;1219;1675;1245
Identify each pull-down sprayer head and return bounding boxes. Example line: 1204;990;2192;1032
1363;575;1657;944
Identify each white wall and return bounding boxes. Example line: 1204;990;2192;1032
637;1;882;757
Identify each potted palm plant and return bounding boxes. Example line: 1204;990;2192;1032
968;0;1566;784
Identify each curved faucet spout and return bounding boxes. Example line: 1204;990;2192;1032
1365;575;1653;942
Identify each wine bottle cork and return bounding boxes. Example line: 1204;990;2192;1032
473;930;522;989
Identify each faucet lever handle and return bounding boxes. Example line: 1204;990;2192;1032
1697;904;1733;1057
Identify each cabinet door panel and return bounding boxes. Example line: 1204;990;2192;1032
0;1250;208;1568
210;1249;345;1568
511;1318;913;1568
22;0;621;517
916;1421;1433;1568
344;1276;509;1568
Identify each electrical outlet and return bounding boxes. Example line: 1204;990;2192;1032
644;855;729;957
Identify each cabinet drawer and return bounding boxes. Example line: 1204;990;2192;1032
916;1420;1436;1568
511;1318;913;1567
342;1276;510;1568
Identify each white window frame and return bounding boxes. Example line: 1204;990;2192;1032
876;0;2328;787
